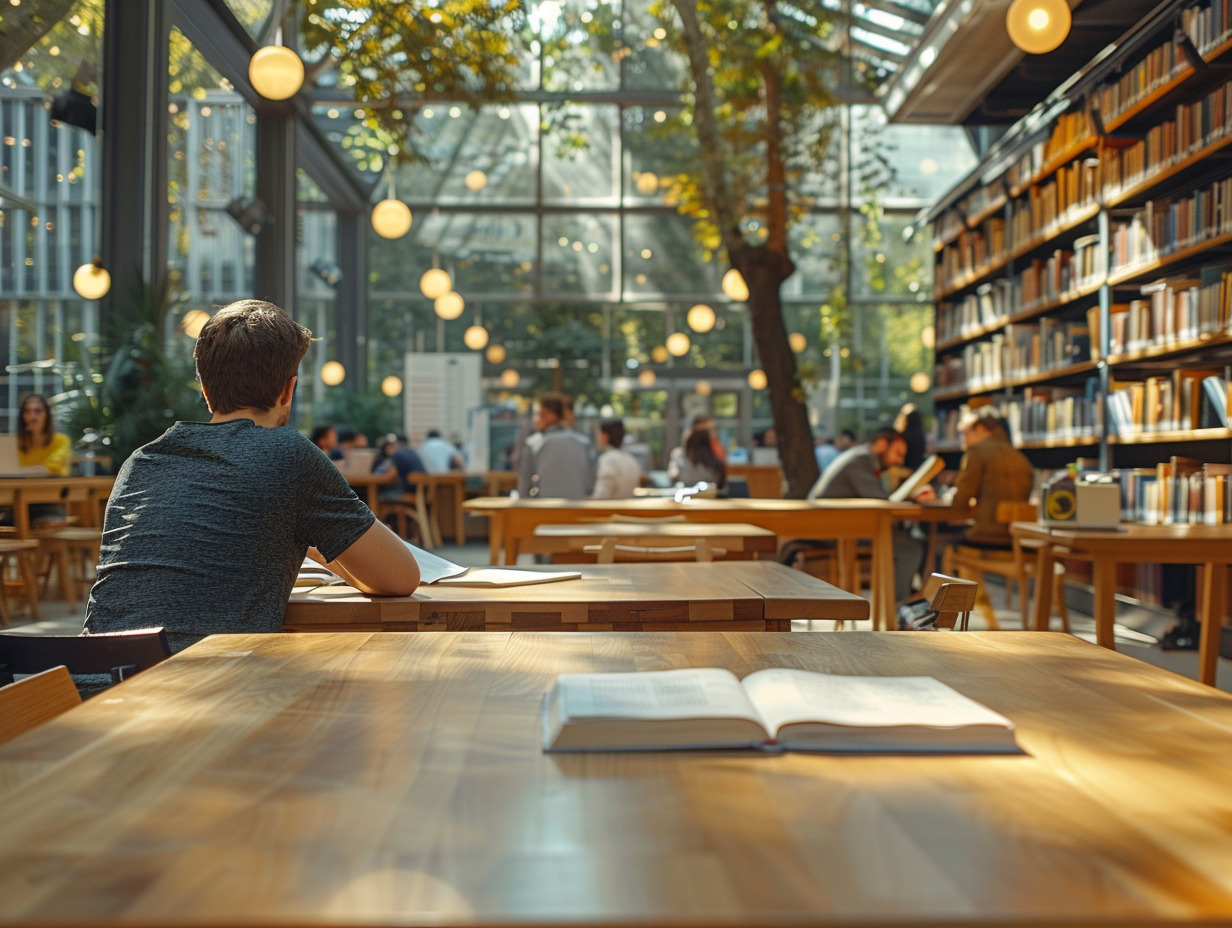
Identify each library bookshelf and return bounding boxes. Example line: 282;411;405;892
929;0;1232;485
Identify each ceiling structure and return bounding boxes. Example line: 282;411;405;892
881;0;1171;126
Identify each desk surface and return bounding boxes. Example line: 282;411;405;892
285;560;869;631
5;630;1232;927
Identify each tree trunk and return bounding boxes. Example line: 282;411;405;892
736;244;820;499
0;1;76;73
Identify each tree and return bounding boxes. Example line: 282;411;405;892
545;0;848;497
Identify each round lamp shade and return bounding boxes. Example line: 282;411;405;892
464;325;489;350
910;371;931;393
320;361;346;386
434;291;465;320
651;346;668;364
371;199;412;239
747;369;767;390
721;268;749;301
635;171;659;195
921;324;936;349
499;368;520;388
248;45;304;101
485;344;507;364
695;379;712;396
381;375;404;397
666;332;691;356
1006;0;1071;54
181;309;210;338
788;332;807;353
464;170;488;191
72;262;110;300
419;268;453;299
637;369;657;388
686;303;715;333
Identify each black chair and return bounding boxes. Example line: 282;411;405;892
0;627;171;685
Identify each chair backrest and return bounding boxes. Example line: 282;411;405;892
586;537;726;563
605;514;688;524
0;666;81;745
0;627;171;685
920;573;980;630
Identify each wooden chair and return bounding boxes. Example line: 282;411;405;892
918;572;980;630
0;627;172;686
34;526;102;607
376;490;436;548
585;537;727;563
0;665;81;745
0;538;41;625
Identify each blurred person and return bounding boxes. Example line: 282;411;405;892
814;434;839;474
947;408;1034;549
17;393;71;477
417;429;465;473
517;392;594;498
675;427;726;488
894;403;928;472
668;414;725;482
85;299;421;655
592;418;642;498
311;425;340;460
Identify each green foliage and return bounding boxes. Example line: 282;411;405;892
317;389;402;442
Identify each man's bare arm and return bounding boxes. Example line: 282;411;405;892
311;520;421;595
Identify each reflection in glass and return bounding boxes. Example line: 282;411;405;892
623;212;719;298
543;104;618;204
542;213;616;298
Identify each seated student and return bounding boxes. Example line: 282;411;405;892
517;392;594;498
375;439;428;500
311;424;339;460
84;299;421;654
417;429;465;473
668;414;726;482
675;427;726;488
18;393;71;476
948;408;1034;549
804;426;926;603
592;418;642;498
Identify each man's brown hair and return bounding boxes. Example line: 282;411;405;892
538;392;568;421
194;300;312;414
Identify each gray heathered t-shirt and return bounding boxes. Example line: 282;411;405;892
84;419;375;644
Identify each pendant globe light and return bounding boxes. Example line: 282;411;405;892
1006;0;1071;54
72;255;110;300
381;375;404;397
420;267;453;299
320;360;346;386
486;344;507;364
464;325;489;350
435;291;465;320
371;172;412;239
722;268;749;301
666;332;691;356
248;37;304;101
686;303;715;333
747;369;767;390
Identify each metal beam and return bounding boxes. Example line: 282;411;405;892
334;210;368;392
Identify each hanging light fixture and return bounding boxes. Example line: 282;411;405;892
485;344;507;364
420;268;453;299
464;325;489;350
921;325;936;349
638;369;657;387
910;372;931;393
320;361;346;386
747;369;767;390
650;345;669;364
248;43;304;101
788;332;807;353
72;255;110;300
499;368;520;388
666;332;691;356
464;170;488;191
381;375;404;397
696;379;712;396
686;303;715;333
722;268;749;301
635;171;659;195
435;291;465;320
371;190;412;239
1006;0;1071;54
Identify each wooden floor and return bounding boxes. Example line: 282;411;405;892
12;541;1232;693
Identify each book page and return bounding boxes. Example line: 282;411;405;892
433;568;581;587
543;669;770;751
742;669;1013;739
404;543;469;583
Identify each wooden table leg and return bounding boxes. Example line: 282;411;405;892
1199;561;1226;687
871;516;895;632
1091;556;1117;650
1031;542;1054;632
835;539;856;595
453;482;465;545
488;515;503;565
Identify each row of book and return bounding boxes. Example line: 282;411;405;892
1108;174;1232;275
1115;457;1232;525
933;384;1103;446
938;218;1007;292
1006;111;1095;193
935;320;1093;394
1101;78;1232;202
1104;270;1232;356
1008;159;1100;247
1181;0;1232;56
1106;370;1230;435
1095;28;1183;127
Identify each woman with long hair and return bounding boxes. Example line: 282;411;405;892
676;426;726;489
17;393;71;476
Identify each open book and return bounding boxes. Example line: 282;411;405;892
888;454;946;502
296;546;581;591
542;668;1018;754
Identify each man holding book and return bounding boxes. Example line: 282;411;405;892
84;300;421;654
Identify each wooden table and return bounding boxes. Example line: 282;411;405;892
0;475;114;537
346;470;466;546
726;463;783;498
1012;521;1232;686
532;520;778;561
464;496;913;630
7;630;1232;926
284;561;869;632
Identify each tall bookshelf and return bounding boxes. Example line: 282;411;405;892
929;0;1232;482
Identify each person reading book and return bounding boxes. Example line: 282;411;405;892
946;408;1035;549
84;299;421;655
542;667;1017;754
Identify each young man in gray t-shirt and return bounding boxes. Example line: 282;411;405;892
84;299;421;652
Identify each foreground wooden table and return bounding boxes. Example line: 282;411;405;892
464;496;912;629
5;630;1232;926
533;520;777;560
1012;521;1232;686
285;561;868;631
